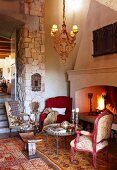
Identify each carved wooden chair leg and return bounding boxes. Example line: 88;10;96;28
105;146;109;161
93;152;97;168
70;147;78;164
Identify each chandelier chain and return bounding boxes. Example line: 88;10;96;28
63;0;66;24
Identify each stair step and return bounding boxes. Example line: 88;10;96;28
0;120;8;127
0;126;10;133
0;127;18;133
0;98;11;103
0;103;5;109
0;114;7;121
0;108;6;114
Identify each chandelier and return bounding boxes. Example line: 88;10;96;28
51;0;78;62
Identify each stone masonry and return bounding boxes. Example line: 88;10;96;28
17;0;45;114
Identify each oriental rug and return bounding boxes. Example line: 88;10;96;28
36;134;117;170
0;137;58;170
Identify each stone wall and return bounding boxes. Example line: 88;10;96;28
17;0;45;113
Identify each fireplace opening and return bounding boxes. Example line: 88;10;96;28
75;85;117;139
75;85;117;114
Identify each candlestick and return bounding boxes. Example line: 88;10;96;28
75;113;78;124
72;109;75;124
76;108;79;113
75;108;79;130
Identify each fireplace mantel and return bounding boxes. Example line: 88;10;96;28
68;66;117;75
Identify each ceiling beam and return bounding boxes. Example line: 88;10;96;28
0;37;11;59
0;40;10;43
0;49;11;52
0;45;10;48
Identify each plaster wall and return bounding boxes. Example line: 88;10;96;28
68;0;117;108
75;0;117;70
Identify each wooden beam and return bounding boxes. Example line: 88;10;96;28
0;49;11;52
0;53;10;56
0;56;7;59
0;45;10;49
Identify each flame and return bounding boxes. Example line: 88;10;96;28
97;95;105;110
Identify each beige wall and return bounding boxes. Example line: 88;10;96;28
75;0;117;70
45;0;80;99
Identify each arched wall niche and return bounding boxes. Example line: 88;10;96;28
31;73;41;92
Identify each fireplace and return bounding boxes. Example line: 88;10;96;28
75;85;117;114
67;66;117;111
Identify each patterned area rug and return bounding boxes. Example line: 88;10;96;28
0;137;57;170
36;134;117;170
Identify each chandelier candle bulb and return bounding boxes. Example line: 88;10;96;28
52;24;58;33
70;31;75;37
73;25;78;33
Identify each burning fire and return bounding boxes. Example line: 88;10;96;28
97;95;105;111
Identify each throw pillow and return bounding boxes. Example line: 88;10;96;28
52;108;66;115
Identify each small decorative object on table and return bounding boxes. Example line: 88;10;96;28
61;121;70;129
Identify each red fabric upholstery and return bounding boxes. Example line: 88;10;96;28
40;96;72;125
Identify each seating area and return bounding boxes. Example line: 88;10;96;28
3;97;116;168
0;0;117;169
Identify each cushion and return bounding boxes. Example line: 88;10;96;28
52;108;66;115
70;135;108;152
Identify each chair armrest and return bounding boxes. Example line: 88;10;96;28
80;130;93;136
74;130;81;147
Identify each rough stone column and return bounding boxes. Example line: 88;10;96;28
17;0;45;113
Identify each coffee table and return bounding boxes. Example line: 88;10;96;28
43;123;81;155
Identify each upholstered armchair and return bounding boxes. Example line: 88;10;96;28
70;109;113;168
40;96;72;127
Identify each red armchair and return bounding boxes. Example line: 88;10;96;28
40;96;72;126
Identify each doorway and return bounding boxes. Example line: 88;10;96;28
0;34;16;100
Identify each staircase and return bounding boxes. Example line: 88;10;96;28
0;95;12;133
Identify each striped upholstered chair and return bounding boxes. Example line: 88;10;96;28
70;109;113;168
